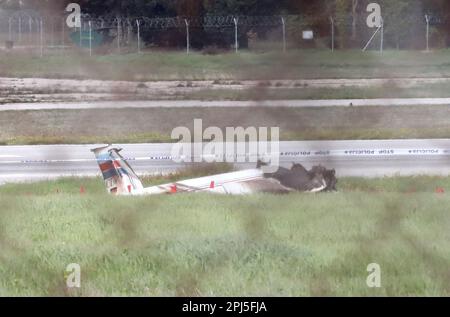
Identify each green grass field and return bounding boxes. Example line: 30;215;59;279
1;106;450;145
0;175;449;296
184;82;450;101
2;49;450;81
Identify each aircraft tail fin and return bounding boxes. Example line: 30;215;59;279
91;145;144;195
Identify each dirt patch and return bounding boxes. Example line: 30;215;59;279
2;77;450;103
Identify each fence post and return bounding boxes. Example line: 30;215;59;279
62;18;65;48
40;19;43;57
281;17;286;53
185;19;190;54
35;18;39;47
18;16;22;43
79;17;83;48
425;15;430;51
51;18;55;48
80;16;83;48
380;17;384;54
29;17;33;44
117;18;121;53
136;19;141;53
330;16;334;52
9;17;12;41
89;21;92;56
127;19;132;46
233;17;239;53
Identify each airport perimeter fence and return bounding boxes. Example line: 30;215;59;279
0;10;448;56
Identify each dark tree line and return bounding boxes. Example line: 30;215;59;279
1;0;447;18
1;0;450;49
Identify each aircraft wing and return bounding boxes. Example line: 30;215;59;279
140;169;290;195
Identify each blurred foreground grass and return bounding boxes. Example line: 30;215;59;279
0;175;449;296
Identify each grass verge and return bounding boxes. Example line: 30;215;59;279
182;83;450;101
0;176;449;296
2;49;450;81
1;106;450;145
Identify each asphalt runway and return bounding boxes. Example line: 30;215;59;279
2;98;450;111
0;139;449;184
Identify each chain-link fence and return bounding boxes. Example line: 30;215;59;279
0;10;448;56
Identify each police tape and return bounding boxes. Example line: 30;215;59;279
280;148;450;157
133;148;450;160
6;148;450;164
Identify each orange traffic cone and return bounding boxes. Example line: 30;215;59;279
435;187;445;194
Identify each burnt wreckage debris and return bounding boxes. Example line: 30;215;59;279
257;161;337;193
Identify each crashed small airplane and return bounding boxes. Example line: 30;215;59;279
92;145;337;196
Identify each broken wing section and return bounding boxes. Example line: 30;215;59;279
91;145;144;195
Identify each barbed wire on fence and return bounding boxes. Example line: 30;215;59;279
1;10;449;55
2;11;449;31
